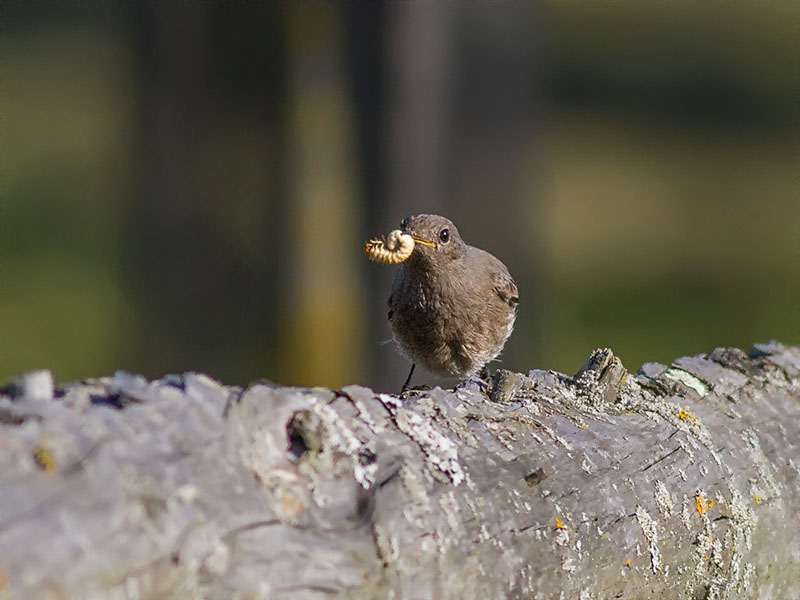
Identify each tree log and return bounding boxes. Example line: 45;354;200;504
1;342;798;599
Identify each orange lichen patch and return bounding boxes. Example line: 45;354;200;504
278;490;305;518
695;495;705;516
695;494;715;517
625;559;631;568
555;517;566;530
580;423;588;429
678;410;697;423
507;413;536;430
33;445;56;473
753;495;761;505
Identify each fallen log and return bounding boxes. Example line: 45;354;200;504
0;342;798;599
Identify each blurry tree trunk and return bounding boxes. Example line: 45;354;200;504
123;4;213;376
343;6;391;391
384;3;451;216
280;6;366;388
123;5;288;384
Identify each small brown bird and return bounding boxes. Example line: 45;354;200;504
387;214;519;391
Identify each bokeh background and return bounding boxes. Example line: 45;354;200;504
2;3;798;392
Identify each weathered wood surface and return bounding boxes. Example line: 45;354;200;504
0;342;799;600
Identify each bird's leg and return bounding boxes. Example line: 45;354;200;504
401;363;416;393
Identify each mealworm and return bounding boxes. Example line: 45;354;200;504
364;229;416;264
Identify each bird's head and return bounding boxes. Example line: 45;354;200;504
400;214;466;265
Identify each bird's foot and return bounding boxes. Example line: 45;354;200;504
456;376;490;394
400;384;431;398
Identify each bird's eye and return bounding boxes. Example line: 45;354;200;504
439;228;450;244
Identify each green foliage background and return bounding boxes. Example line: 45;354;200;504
2;3;797;391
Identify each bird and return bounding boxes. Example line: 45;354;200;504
386;214;519;391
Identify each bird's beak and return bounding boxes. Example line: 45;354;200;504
410;236;437;248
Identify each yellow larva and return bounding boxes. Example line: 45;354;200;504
365;229;416;264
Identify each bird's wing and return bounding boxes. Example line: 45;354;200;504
492;270;519;308
387;292;395;321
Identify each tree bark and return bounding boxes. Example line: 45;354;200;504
1;342;798;599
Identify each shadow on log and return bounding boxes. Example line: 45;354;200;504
1;342;799;599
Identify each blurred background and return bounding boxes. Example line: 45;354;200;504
2;3;797;392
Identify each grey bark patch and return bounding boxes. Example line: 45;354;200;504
0;345;799;599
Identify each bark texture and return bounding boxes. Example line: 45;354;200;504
0;342;798;600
